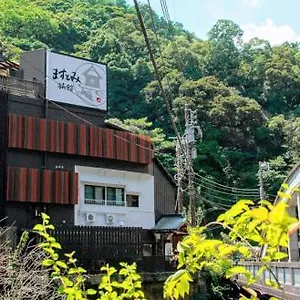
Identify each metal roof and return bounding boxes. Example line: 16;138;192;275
152;214;186;232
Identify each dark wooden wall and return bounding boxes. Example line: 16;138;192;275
152;160;176;221
8;93;106;126
0;90;8;220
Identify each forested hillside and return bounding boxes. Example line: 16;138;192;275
1;0;300;198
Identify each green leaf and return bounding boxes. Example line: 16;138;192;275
238;246;251;257
33;224;44;232
41;213;50;220
251;207;268;221
65;251;76;258
46;224;55;230
268;201;287;223
86;289;97;295
225;266;249;278
56;261;68;269
52;242;62;249
42;259;54;267
273;252;288;260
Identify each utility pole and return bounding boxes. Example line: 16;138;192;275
185;105;201;226
258;161;269;200
175;139;184;214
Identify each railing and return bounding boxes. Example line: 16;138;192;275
84;198;125;206
0;75;42;98
237;261;300;299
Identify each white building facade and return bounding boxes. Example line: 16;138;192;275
74;166;155;229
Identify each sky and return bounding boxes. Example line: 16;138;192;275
127;0;300;45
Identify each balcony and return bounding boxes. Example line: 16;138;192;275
0;75;42;98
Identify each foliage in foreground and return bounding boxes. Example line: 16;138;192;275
0;229;61;300
34;213;145;300
30;186;300;300
164;185;299;300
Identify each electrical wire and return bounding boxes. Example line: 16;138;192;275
195;183;260;198
193;172;260;192
147;0;185;137
201;197;233;208
180;176;260;198
159;0;171;24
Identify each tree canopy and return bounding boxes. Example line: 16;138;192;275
1;0;300;204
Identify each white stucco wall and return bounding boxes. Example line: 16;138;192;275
74;166;155;229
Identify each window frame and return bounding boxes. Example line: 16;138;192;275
84;183;125;206
126;193;140;208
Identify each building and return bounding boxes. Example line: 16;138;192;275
275;162;300;261
0;49;177;232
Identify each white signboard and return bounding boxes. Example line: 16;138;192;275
46;51;107;110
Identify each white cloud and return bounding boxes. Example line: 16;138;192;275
243;0;261;7
242;18;300;45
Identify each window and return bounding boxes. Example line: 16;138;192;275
107;187;124;206
84;185;125;206
126;194;139;207
85;185;105;205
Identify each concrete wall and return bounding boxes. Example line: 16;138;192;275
75;166;155;229
20;49;46;84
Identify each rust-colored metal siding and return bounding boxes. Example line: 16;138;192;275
6;167;78;204
8;114;152;164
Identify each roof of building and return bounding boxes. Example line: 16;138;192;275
104;120;132;132
275;161;300;204
0;60;19;71
152;214;186;232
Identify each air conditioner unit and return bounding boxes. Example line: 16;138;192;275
106;214;115;224
86;212;96;223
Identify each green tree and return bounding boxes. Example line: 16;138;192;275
204;19;243;87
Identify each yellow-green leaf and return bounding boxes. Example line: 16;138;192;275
251;207;268;221
86;289;97;295
42;259;54;267
56;261;68;269
33;224;44;232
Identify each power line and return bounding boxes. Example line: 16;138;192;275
201;197;233;208
193;172;260;192
194;182;260;198
198;192;245;204
134;0;200;223
193;177;260;195
180;176;260;198
133;0;181;142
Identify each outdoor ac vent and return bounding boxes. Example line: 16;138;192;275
106;214;115;224
86;212;96;223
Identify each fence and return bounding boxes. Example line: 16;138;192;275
0;75;42;98
0;226;17;247
52;225;144;273
237;261;300;299
51;225;176;274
